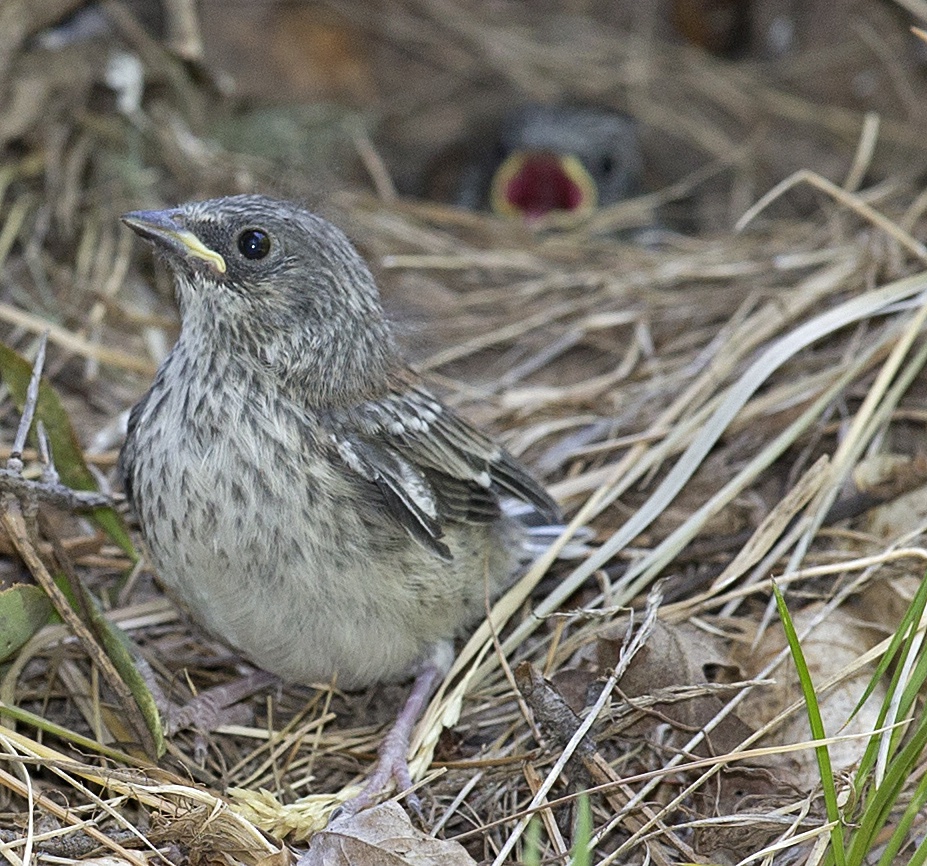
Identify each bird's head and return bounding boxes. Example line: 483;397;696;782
489;104;641;223
122;194;398;404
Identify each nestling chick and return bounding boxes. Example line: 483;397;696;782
456;103;641;220
120;194;564;809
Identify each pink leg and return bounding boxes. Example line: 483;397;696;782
340;661;444;816
137;655;276;759
161;669;277;735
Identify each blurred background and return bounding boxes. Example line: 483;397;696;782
5;0;927;431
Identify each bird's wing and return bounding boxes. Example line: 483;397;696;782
321;377;560;559
120;388;152;508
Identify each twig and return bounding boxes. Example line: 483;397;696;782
0;334;112;511
515;662;692;866
8;332;46;472
0;468;110;510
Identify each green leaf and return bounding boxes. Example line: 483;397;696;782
54;558;164;757
0;340;136;558
0;583;53;662
92;608;165;758
0;342;157;753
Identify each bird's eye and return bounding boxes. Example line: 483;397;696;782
237;229;271;260
600;155;614;175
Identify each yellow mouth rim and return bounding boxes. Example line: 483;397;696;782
489;151;599;218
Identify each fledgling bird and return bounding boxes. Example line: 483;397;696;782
120;194;565;810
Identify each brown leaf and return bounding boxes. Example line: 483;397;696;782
298;803;475;866
598;617;755;756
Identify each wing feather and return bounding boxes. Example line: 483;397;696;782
321;371;560;559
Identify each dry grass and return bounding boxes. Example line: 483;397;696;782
3;1;927;864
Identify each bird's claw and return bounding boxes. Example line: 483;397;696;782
337;742;419;818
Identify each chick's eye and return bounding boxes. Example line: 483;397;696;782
237;229;271;260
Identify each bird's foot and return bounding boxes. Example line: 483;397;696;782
136;656;276;760
337;662;444;818
160;669;276;734
339;729;419;817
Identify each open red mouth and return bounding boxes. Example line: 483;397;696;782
490;151;597;220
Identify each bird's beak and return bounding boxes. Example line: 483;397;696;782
121;209;227;274
490;151;598;222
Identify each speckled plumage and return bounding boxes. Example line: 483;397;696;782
120;194;560;692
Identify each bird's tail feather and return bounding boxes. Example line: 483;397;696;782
504;499;593;560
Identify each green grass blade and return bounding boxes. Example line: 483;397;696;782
874;753;927;866
523;816;541;866
773;582;846;866
849;710;927;864
859;577;927;779
569;793;592;866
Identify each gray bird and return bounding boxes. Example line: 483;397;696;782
456;103;641;220
120;194;564;809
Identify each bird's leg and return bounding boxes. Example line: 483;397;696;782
136;654;276;758
340;660;444;816
158;668;278;736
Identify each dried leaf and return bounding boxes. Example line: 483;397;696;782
597;617;755;756
298;802;475;866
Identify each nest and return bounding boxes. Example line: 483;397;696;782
2;1;927;864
